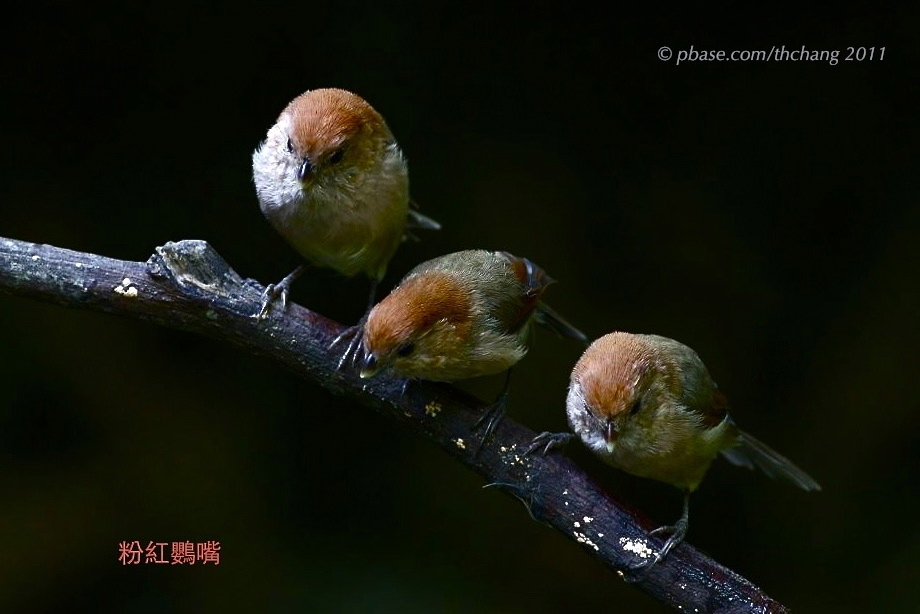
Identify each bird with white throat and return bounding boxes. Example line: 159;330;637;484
252;88;439;362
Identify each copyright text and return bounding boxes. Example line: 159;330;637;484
657;45;886;66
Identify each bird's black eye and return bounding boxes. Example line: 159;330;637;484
629;400;642;416
328;148;345;165
396;342;416;358
286;138;295;154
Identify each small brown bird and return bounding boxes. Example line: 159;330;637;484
251;88;439;323
360;249;587;438
531;331;820;565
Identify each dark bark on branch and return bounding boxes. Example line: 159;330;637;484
0;236;788;614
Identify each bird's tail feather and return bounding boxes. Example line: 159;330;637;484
406;208;442;231
534;302;589;345
721;430;821;491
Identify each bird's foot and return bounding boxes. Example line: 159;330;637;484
330;321;367;371
472;391;509;448
254;266;305;319
524;431;575;457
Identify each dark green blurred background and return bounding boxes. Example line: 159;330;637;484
1;3;917;612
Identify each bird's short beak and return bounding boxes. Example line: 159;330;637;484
605;421;618;454
359;352;380;379
297;158;314;182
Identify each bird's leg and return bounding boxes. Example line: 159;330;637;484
628;490;691;572
330;280;378;371
473;369;513;446
524;431;575;457
256;265;307;319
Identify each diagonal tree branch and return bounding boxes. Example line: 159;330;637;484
0;235;788;614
